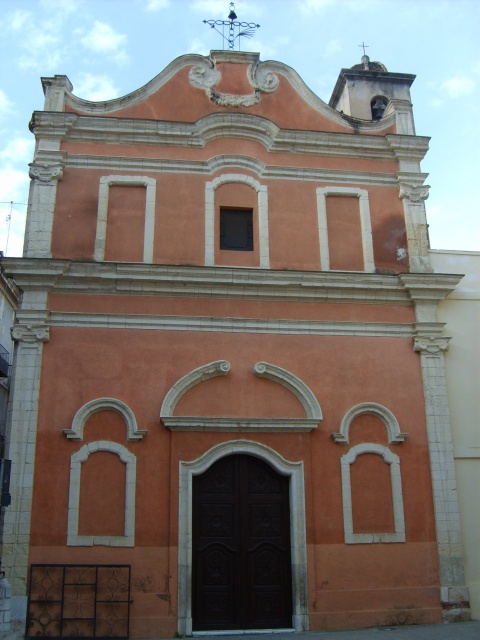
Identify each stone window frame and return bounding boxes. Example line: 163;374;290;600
177;439;308;636
160;360;321;432
205;174;269;267
63;397;147;441
341;443;406;544
316;186;375;272
94;175;157;262
67;440;136;547
332;401;408;444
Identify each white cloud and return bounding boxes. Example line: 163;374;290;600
81;21;127;54
142;0;170;10
322;39;342;59
441;76;476;99
79;21;129;66
0;138;34;164
73;73;120;101
4;8;66;71
40;0;83;12
5;9;31;31
0;91;14;119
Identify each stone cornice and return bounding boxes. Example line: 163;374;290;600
399;273;463;305
386;134;430;163
64;153;399;187
30;111;425;163
1;259;462;311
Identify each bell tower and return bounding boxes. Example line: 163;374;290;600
329;54;416;130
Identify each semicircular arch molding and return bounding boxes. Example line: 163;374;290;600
332;402;408;444
63;397;147;441
253;361;322;421
177;439;308;635
160;361;320;433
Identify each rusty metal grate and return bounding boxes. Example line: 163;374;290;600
26;564;130;638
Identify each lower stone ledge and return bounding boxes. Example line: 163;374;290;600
309;607;442;631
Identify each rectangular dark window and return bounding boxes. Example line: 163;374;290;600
220;208;253;251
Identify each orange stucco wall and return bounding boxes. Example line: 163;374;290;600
29;323;440;633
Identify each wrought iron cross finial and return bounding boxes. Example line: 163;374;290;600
358;42;369;56
203;2;260;51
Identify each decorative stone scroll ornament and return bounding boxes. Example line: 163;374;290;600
399;183;430;203
189;56;280;108
28;163;64;183
11;323;50;344
413;335;450;354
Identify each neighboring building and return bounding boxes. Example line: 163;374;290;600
430;250;480;620
0;50;472;637
0;258;19;635
0;261;19;455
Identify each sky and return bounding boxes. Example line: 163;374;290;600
1;0;479;257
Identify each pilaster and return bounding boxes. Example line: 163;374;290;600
2;311;50;616
23;153;65;258
413;334;471;621
399;181;432;273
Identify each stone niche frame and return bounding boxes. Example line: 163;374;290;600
67;440;136;547
94;175;156;262
177;440;309;635
341;443;406;544
205;173;270;268
316;186;375;272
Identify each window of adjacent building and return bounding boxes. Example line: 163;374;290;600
220;208;253;251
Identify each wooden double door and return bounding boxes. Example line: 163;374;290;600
192;454;293;631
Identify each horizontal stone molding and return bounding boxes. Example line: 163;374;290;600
63;152;400;187
30;110;429;163
48;311;416;338
162;416;319;432
4;260;463;308
63;397;147;441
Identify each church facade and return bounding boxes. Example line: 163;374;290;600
1;50;471;636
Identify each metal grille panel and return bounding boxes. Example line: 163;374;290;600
27;564;130;639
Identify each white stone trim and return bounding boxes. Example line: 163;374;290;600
94;176;156;262
341;443;406;544
65;152;400;187
161;416;319;432
161;361;320;432
67;440;136;547
62;397;147;441
177;440;308;635
160;360;230;418
316;187;375;272
332;402;408;444
5;258;462;306
205;174;269;268
253;361;322;421
50;311;415;338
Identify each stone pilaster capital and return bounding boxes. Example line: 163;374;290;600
29;162;64;183
413;335;450;354
399;182;430;203
11;311;51;344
